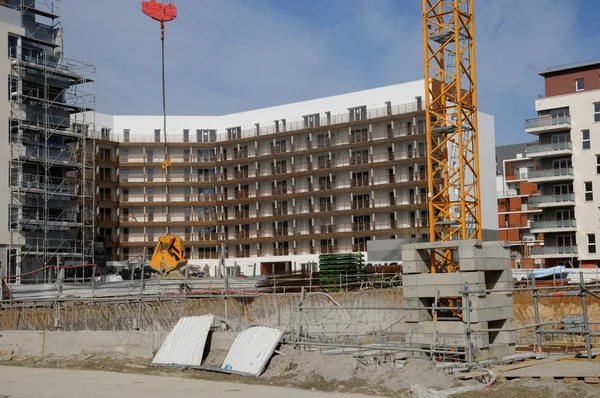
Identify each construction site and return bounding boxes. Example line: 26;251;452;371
1;1;600;397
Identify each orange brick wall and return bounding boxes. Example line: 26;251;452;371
544;65;600;97
580;260;598;269
520;181;538;196
509;198;521;212
519;258;536;269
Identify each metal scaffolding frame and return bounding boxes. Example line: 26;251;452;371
7;0;96;283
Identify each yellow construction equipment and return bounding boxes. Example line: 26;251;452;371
149;236;188;277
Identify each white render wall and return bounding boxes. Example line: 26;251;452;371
478;112;498;232
110;80;425;140
535;89;600;261
0;16;25;246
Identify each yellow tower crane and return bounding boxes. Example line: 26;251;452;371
422;0;481;276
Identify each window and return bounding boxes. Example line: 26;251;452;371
154;129;161;143
227;127;241;140
551;134;569;143
585;181;594;201
303;113;320;128
8;35;17;58
539;107;569;118
348;106;367;122
589;234;596;254
595;103;600;122
576;78;585;91
123;129;130;142
553;158;572;169
183;129;189;142
582;129;590;150
597;155;600;174
101;127;111;140
557;235;575;247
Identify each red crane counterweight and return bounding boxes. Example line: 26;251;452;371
142;0;177;37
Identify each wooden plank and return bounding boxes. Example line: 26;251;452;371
456;371;488;380
0;350;14;356
564;377;578;383
540;376;555;382
584;377;600;384
495;356;573;373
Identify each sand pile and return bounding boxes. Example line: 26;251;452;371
262;346;458;392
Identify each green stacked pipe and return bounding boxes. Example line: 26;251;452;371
318;253;365;292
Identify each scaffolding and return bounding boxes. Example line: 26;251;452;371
6;0;96;283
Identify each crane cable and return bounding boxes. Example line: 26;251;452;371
160;23;170;170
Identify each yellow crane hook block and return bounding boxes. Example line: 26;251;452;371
149;235;188;277
161;156;172;170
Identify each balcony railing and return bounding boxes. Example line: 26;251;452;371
528;167;574;179
119;174;218;183
525;115;571;130
530;246;577;256
530;193;575;206
526;141;572;154
120;154;215;163
530;219;577;230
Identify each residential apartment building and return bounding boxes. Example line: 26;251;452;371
495;143;544;268
85;81;498;272
525;60;600;268
0;1;95;281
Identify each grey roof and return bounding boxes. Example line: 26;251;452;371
495;142;535;176
540;59;600;76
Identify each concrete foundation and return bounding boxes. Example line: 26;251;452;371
402;239;516;361
0;330;238;359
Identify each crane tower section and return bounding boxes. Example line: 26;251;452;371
423;0;481;273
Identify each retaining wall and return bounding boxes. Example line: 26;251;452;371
0;289;405;342
0;330;237;359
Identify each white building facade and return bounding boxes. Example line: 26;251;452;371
88;81;498;273
525;61;600;268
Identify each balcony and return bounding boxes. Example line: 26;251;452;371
530;219;577;233
529;193;575;208
528;167;574;182
526;141;573;158
530;245;578;258
525;115;571;134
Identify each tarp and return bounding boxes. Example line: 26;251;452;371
527;265;573;280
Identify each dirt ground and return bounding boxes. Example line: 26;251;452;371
0;350;599;398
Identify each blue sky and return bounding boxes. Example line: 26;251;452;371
61;0;600;145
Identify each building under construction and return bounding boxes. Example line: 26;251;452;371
0;0;95;282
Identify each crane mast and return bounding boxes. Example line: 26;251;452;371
423;0;481;274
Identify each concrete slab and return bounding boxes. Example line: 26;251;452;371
402;239;483;251
402;260;430;275
407;332;488;348
469;294;514;323
403;297;432;322
403;272;486;298
476;343;516;360
404;320;489;335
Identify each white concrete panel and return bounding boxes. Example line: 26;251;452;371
152;315;215;367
